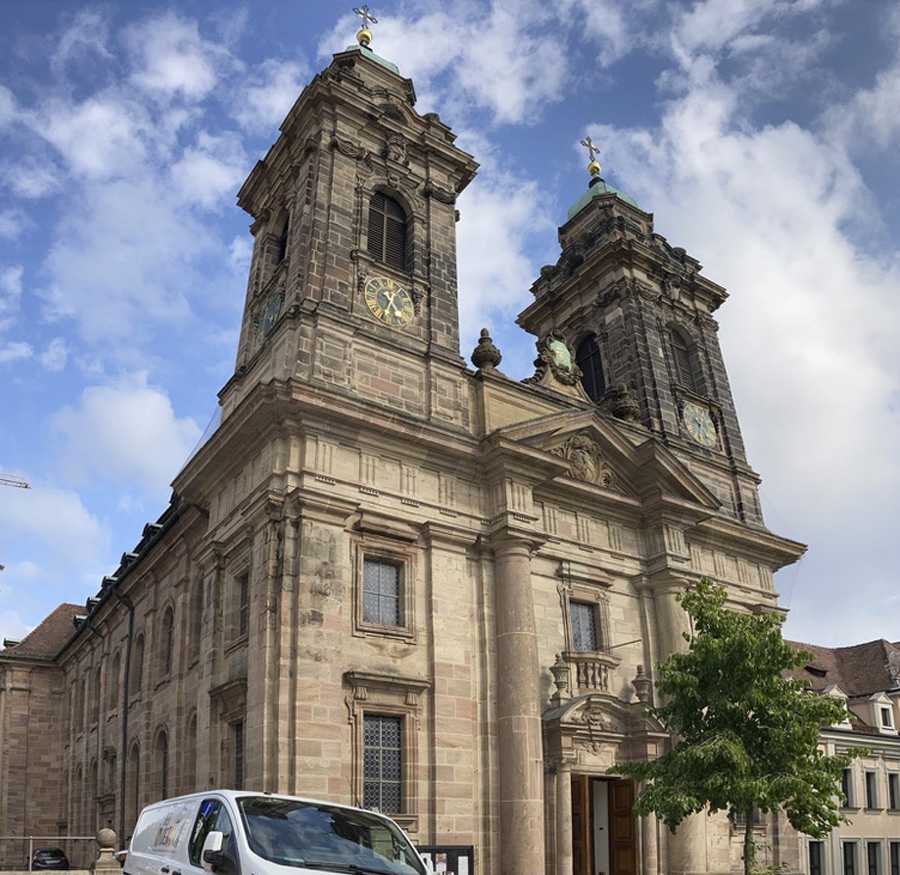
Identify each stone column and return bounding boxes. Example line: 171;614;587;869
555;761;574;875
493;535;545;875
640;808;659;875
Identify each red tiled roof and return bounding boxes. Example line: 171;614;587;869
1;603;81;658
787;638;900;698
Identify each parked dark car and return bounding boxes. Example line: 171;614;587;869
31;849;69;871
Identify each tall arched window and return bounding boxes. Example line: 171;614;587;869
155;728;169;800
127;742;140;835
367;192;407;270
92;665;102;725
130;634;144;697
183;713;198;793
159;606;175;678
669;326;700;393
107;651;121;713
576;335;606;401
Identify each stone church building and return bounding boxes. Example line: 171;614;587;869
0;26;816;875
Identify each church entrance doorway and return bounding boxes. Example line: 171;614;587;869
571;775;636;875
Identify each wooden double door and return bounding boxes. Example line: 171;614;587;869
571;775;636;875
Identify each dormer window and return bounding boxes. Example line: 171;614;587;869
367;192;408;270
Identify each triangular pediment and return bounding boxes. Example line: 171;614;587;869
491;409;720;511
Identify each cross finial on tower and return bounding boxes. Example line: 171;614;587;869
580;136;602;178
353;5;378;46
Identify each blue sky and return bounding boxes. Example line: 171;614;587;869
1;0;898;648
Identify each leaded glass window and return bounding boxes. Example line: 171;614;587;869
363;559;401;626
363;715;402;812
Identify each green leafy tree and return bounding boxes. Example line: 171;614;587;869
609;578;865;875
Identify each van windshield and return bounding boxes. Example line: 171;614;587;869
237;796;426;875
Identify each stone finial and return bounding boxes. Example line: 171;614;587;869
471;328;502;370
632;664;653;705
610;383;640;421
93;828;120;873
550;653;571;705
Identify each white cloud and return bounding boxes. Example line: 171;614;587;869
0;610;33;645
124;12;233;101
0;341;32;364
50;7;113;76
40;337;68;372
318;3;569;127
49;372;202;499
169;131;247;208
39;176;213;343
231;59;310;132
0;265;24;332
6;156;62;198
0;209;25;239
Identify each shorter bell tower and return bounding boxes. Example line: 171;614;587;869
518;141;765;525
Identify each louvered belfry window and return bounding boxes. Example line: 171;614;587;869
669;327;698;393
367;192;407;270
576;335;606;401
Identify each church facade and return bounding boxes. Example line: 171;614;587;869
1;31;813;875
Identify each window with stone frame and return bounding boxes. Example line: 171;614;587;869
367;192;408;271
228;568;250;645
576;334;606;402
869;843;882;875
842;767;857;807
890;842;899;875
353;518;418;641
130;634;144;697
344;669;430;830
809;841;824;875
233;721;245;790
889;772;899;810
159;605;175;680
363;559;402;626
846;842;859;875
363;714;403;812
569;600;599;652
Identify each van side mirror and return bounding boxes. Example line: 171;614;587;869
201;832;225;872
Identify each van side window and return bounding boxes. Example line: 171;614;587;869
189;799;234;867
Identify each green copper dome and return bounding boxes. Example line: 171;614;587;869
344;43;401;75
566;176;639;221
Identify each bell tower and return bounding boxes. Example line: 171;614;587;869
219;17;478;426
518;142;765;525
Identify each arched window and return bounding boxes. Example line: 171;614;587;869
92;665;102;725
576;335;606;401
159;606;175;678
127;742;140;835
108;651;121;713
669;326;700;393
130;634;144;697
155;728;169;800
184;713;198;792
367;192;407;270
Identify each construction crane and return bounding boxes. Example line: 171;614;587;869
0;472;30;489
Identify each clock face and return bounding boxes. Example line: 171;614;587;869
682;401;717;447
256;291;282;344
364;276;414;327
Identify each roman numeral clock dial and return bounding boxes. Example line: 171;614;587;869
364;276;414;327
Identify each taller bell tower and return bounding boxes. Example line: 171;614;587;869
518;145;765;525
220;21;478;427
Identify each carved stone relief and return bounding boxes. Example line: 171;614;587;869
550;433;620;490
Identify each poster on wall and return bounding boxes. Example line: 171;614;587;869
417;846;474;875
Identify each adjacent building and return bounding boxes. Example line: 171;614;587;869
1;25;837;875
788;641;900;875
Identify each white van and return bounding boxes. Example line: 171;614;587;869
125;791;427;875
